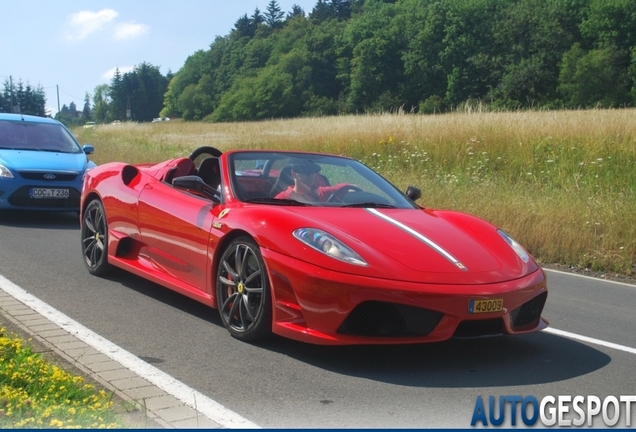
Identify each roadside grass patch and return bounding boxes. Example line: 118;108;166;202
0;327;124;428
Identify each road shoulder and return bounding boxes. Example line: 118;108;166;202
0;286;222;429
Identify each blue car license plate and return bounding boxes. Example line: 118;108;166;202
30;188;70;199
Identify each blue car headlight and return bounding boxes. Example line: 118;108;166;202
0;163;14;179
293;228;367;266
81;166;95;182
497;229;530;263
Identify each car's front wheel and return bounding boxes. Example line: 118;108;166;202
81;199;112;276
216;236;272;342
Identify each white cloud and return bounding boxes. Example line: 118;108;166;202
66;9;118;41
112;21;150;40
102;66;135;81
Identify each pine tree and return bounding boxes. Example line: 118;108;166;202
265;1;284;28
287;4;305;19
82;93;92;120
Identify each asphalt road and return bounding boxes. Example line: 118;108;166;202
1;210;635;428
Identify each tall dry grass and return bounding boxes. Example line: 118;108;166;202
75;109;636;274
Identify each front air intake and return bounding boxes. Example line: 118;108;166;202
453;318;504;338
338;301;443;337
18;172;78;181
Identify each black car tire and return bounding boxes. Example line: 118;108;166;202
81;199;112;276
216;236;272;342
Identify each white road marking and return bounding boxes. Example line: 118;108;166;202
0;274;259;429
542;327;636;355
544;268;636;289
541;270;636;353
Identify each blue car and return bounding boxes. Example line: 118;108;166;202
0;113;96;212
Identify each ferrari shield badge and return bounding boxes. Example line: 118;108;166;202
213;208;231;229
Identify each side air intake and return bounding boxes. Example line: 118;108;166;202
510;292;547;330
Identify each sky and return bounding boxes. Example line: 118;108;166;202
2;0;319;117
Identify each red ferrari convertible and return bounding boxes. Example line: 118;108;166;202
80;146;548;345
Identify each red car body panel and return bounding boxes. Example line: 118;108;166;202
263;249;547;344
81;149;548;345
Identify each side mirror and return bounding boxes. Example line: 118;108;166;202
83;144;94;155
405;186;421;201
173;175;220;202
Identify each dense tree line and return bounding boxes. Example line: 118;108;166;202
90;62;171;124
1;62;169;125
0;79;46;117
158;0;636;122
5;0;635;124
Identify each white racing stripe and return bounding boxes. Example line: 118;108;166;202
0;274;259;429
543;327;636;355
365;208;468;271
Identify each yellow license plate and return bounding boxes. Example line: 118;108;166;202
469;298;503;314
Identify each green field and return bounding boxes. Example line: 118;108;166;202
74;109;636;275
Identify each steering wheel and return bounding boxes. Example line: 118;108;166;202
260;159;274;178
327;185;363;203
188;146;223;161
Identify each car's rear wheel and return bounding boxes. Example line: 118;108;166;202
216;236;272;342
81;199;112;276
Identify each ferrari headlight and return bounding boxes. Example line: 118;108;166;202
0;163;14;179
293;228;367;266
497;229;530;263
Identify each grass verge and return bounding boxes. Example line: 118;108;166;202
0;324;143;429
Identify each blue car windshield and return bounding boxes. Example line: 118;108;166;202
0;120;82;154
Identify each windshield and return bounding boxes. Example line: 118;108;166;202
229;151;418;209
0;120;82;153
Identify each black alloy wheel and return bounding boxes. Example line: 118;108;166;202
216;237;272;342
81;199;112;276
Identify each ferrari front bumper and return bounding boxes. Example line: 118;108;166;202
262;248;548;345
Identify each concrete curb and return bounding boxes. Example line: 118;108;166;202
0;287;223;429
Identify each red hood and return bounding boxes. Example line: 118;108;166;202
269;207;538;285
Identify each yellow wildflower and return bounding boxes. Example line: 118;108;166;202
49;418;64;427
